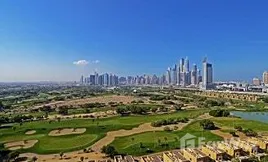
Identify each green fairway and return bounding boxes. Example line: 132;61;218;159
110;121;223;156
212;117;268;131
0;109;207;154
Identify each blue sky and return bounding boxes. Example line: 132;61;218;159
0;0;268;82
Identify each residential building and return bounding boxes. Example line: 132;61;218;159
114;155;136;162
229;139;259;155
201;145;225;161
248;137;268;150
182;148;208;162
163;151;189;162
141;155;163;162
217;141;241;158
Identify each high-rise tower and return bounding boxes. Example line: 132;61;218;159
202;57;213;89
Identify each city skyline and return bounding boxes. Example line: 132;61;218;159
1;0;268;82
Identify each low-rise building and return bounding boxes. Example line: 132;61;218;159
201;145;225;161
141;155;163;162
248;137;268;150
163;150;190;162
229;139;259;155
182;148;208;162
217;142;241;158
114;155;136;162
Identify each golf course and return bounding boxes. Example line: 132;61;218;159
0;109;207;154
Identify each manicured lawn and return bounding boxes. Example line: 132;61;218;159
110;121;223;156
0;109;207;154
212;117;268;131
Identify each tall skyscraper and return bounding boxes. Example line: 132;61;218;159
166;67;171;85
94;72;99;85
191;64;197;85
184;57;190;73
179;58;184;73
197;69;202;84
80;75;84;84
202;58;213;89
263;71;268;85
103;73;109;86
171;65;177;85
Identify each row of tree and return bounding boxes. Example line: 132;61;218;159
151;117;189;127
209;109;230;117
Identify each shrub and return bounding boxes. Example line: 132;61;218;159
164;126;171;131
101;145;118;158
200;120;216;130
209;109;230;117
234;126;243;132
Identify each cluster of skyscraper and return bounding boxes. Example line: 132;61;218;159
164;57;201;87
80;72;119;86
79;57;214;89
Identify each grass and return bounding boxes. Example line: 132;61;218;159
0;109;207;154
110;121;223;156
212;117;268;132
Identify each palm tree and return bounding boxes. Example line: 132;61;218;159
164;137;168;148
174;137;178;148
158;139;161;146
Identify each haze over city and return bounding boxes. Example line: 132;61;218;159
1;0;268;82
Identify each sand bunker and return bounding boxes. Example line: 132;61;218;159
49;128;86;136
25;130;36;135
5;140;38;150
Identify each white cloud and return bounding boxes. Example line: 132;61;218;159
73;60;89;66
92;60;100;64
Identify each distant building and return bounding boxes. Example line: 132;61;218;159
94;72;99;85
202;57;213;89
103;73;109;86
172;65;177;85
166;67;172;85
80;75;84;84
263;71;268;85
191;64;198;85
253;77;261;86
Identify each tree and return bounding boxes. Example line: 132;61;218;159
164;126;171;132
234;126;243;132
200;120;216;130
59;152;64;159
151;107;158;113
0;101;4;111
32;156;38;162
158;139;162;146
8;151;20;161
80;156;84;162
101;146;118;158
58;107;68;115
164;137;168;145
139;142;144;149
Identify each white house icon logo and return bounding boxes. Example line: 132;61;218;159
180;133;197;149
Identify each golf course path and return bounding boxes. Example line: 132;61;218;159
91;121;192;152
